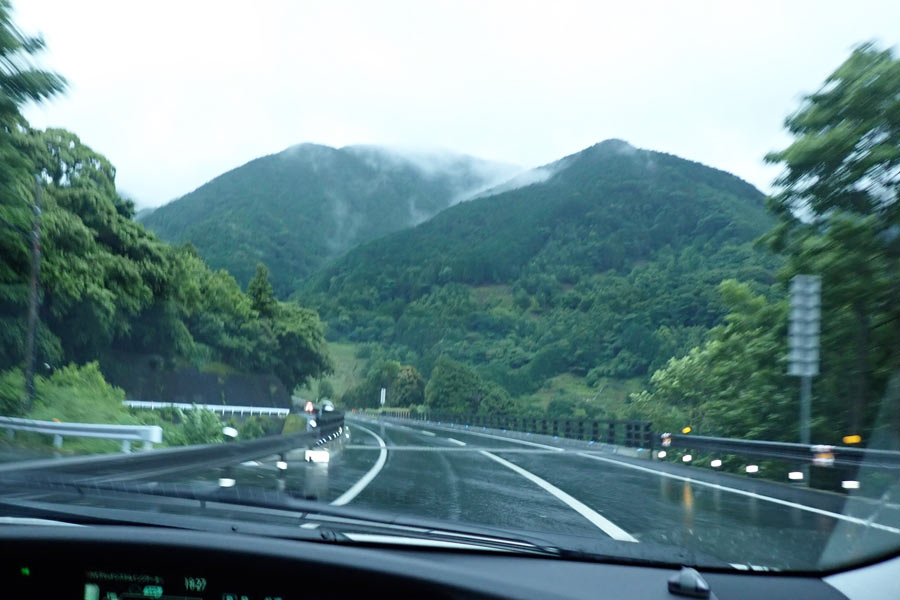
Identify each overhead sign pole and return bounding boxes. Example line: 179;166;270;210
788;275;821;481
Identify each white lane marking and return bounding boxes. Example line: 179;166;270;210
352;417;561;450
331;425;387;506
478;450;638;542
447;438;467;446
418;430;436;436
577;452;900;536
300;523;320;529
420;426;563;451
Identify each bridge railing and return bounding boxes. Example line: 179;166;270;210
378;411;654;449
0;416;163;453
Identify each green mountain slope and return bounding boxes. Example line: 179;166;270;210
301;140;780;402
142;144;519;295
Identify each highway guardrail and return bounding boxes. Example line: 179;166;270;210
0;411;344;481
0;416;162;453
125;400;290;417
662;433;900;470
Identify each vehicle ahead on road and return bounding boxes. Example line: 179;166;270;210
2;0;900;599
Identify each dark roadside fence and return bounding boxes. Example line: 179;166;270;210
370;409;655;449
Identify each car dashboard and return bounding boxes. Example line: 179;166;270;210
2;525;886;600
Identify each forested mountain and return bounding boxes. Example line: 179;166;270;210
0;128;331;402
301;140;781;408
142;144;520;295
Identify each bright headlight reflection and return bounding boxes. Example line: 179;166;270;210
788;471;804;481
218;478;236;488
276;460;288;470
710;459;722;468
745;465;759;474
842;480;860;490
305;449;330;463
657;450;667;458
682;454;692;463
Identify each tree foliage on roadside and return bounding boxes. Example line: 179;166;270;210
0;5;331;401
636;43;900;445
0;126;332;393
764;42;900;438
424;356;513;415
341;360;424;409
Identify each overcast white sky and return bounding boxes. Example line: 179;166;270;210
13;1;900;209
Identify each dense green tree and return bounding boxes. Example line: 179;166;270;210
424;356;483;414
340;360;422;408
0;1;67;378
0;0;66;199
764;42;900;435
392;365;425;406
247;263;277;318
0;124;332;396
632;43;900;447
630;281;795;439
424;356;512;415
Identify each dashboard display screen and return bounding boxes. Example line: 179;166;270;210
81;571;284;600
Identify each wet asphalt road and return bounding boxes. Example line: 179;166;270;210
154;417;900;571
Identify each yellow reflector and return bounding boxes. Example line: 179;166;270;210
681;426;692;434
842;434;862;445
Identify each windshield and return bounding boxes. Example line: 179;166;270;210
2;0;900;574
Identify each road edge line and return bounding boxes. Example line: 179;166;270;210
576;452;900;536
331;424;387;506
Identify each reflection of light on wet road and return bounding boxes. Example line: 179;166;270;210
682;482;694;527
147;417;900;570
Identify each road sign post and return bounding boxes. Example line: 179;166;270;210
788;275;821;482
380;387;386;407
